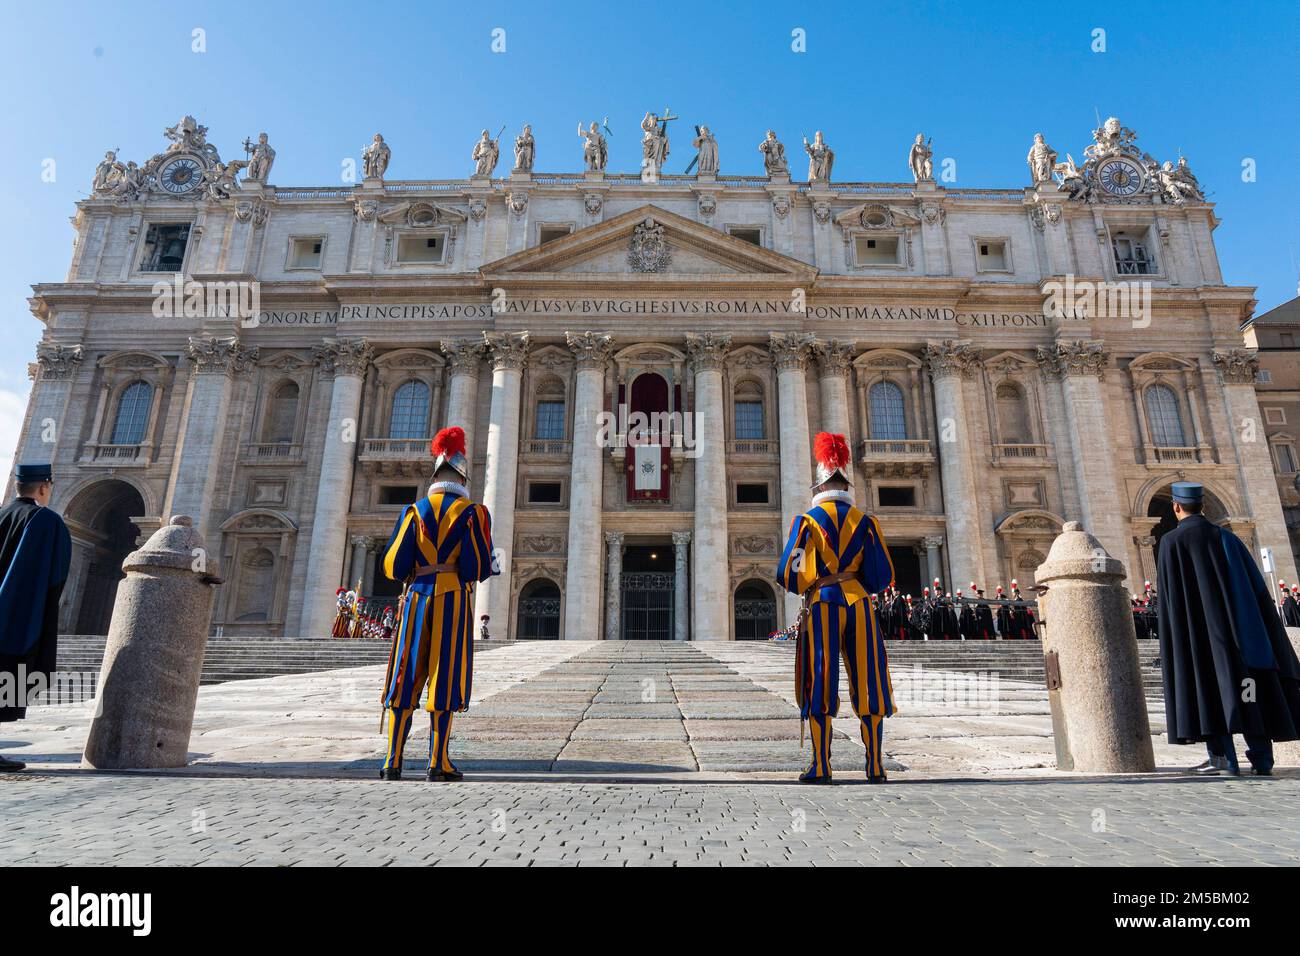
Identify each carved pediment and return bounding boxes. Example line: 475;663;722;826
834;202;921;232
480;204;817;282
377;201;468;227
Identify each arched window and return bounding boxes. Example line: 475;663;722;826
261;381;299;444
110;381;153;445
868;381;907;440
1144;384;1186;446
388;380;430;440
517;578;561;639
996;382;1031;444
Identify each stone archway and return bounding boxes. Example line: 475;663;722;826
62;479;147;635
1146;482;1229;555
516;577;561;640
733;579;777;640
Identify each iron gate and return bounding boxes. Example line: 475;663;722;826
621;572;674;640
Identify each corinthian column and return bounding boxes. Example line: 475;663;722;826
475;331;530;636
168;336;258;548
1213;348;1298;585
439;338;486;460
770;332;815;625
562;331;614;640
922;340;985;589
299;338;371;637
604;530;624;641
812;338;854;439
20;344;84;471
687;332;732;640
1035;340;1129;582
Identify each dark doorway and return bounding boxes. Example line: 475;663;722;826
734;579;777;640
621;544;674;640
1148;485;1229;561
65;480;146;635
887;544;923;596
517;578;561;639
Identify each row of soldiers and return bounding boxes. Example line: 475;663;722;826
330;585;396;641
872;580;1038;641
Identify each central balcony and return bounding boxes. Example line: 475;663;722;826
358;437;433;478
858;438;935;477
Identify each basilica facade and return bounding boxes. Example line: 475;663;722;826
18;114;1295;641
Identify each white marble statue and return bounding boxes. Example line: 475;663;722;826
759;130;788;175
513;124;535;172
693;125;718;175
1026;133;1058;186
641;111;670;169
244;132;276;183
472;129;500;177
1160;158;1205;204
909;134;934;182
92;150;124;192
803;131;834;182
362;133;391;179
578;121;607;172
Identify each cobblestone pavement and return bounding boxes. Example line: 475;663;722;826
3;772;1298;865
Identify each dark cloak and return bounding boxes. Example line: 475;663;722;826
1156;515;1300;744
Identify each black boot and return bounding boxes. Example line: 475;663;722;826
379;767;402;781
0;754;27;773
866;773;889;785
798;768;832;785
426;767;465;782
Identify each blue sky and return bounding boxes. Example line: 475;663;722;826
2;0;1297;474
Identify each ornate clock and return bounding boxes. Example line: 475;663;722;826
1097;157;1144;197
157;154;205;195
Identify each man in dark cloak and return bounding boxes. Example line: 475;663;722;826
0;463;73;771
1280;584;1300;628
1156;482;1300;776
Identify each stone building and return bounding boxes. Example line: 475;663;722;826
16;114;1296;640
1243;296;1300;567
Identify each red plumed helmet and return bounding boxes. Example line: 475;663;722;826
431;426;470;482
811;432;852;489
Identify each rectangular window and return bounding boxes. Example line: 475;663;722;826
527;481;563;504
288;237;323;270
976;239;1009;271
139;223;191;272
535;401;566;440
734;401;765;440
877;486;916;508
539;225;572;245
379;486;418;506
1277;444;1298;473
1263;407;1286;425
1112;231;1155;275
396;233;446;264
728;227;762;246
854;235;900;266
736;482;770;505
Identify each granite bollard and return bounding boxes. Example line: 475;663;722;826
82;515;222;769
1035;521;1155;773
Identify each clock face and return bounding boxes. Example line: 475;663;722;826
158;154;204;195
1098;158;1144;196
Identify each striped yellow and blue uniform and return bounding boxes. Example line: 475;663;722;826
777;490;895;778
380;484;496;772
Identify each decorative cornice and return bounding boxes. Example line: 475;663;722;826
1035;340;1109;379
812;338;854;376
484;331;531;371
768;331;816;372
187;335;258;376
564;331;614;370
922;339;982;380
685;332;732;373
312;337;372;377
440;338;486;375
1212;348;1259;385
35;343;84;381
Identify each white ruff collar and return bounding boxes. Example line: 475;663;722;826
430;480;467;498
812;489;854;506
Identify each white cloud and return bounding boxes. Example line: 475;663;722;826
0;385;32;483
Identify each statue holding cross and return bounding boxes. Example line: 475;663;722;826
641;108;675;170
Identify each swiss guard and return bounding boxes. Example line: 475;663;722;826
1156;481;1300;775
777;433;895;784
0;463;72;772
378;427;496;782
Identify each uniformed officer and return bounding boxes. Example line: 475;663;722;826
777;433;895;784
378;427;497;782
0;463;72;772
